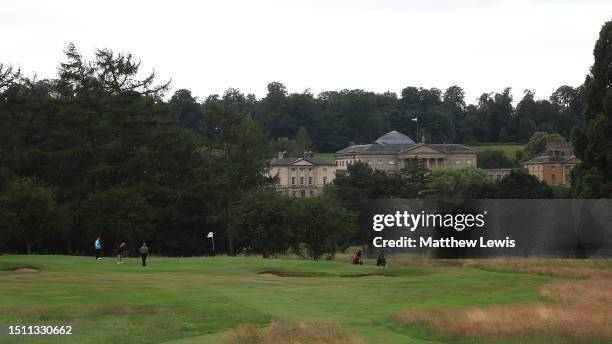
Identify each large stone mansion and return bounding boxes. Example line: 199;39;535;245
269;131;477;197
334;131;477;175
269;131;581;197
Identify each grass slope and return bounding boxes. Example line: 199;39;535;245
315;152;336;163
470;144;525;160
0;255;556;344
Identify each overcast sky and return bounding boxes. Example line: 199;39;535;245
2;0;611;103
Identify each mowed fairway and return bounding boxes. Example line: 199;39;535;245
0;255;560;344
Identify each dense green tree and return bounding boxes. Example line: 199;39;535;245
169;89;204;133
425;168;497;199
521;132;566;162
479;88;514;142
477;149;516;169
0;177;69;254
550;85;584;138
333;161;410;211
399;158;430;197
571;20;612;198
231;187;293;258
497;169;553;198
295;126;313;153
443;85;466;112
79;187;155;254
202;100;271;255
291;194;356;260
510;90;539;142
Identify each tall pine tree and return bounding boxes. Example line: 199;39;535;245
571;21;612;197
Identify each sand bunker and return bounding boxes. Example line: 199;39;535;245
259;272;280;277
258;270;387;278
258;270;291;277
11;267;39;272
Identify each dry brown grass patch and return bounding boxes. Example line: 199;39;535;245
396;267;612;342
90;305;171;315
6;305;51;315
223;321;364;344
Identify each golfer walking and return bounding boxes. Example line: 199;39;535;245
116;242;126;264
94;237;103;260
139;243;149;267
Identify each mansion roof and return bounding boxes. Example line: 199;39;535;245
374;130;415;145
523;155;581;165
335;131;474;156
270;157;335;166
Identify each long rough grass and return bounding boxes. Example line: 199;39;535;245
223;321;364;344
395;260;612;342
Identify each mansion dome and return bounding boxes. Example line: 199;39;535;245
335;130;477;173
374;131;415;145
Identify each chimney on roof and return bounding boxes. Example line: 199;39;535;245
303;151;313;159
546;140;572;157
278;151;287;159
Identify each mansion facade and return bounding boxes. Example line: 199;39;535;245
522;141;581;186
269;131;477;197
335;131;477;174
268;132;580;196
268;152;335;197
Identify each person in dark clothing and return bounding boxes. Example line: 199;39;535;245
139;243;149;267
376;252;387;267
352;249;363;265
116;242;126;264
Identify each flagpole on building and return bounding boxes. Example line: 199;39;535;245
412;117;419;143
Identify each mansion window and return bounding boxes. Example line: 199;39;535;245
308;176;313;185
292;191;297;197
323;176;327;185
291;177;296;185
388;160;395;165
309;190;314;196
300;190;306;197
300;177;304;185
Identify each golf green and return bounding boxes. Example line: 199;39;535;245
0;255;555;343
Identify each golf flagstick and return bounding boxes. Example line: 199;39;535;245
207;232;214;256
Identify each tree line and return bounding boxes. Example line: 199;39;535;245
1;19;610;256
176;81;583;153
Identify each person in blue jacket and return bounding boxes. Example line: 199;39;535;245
94;237;103;260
